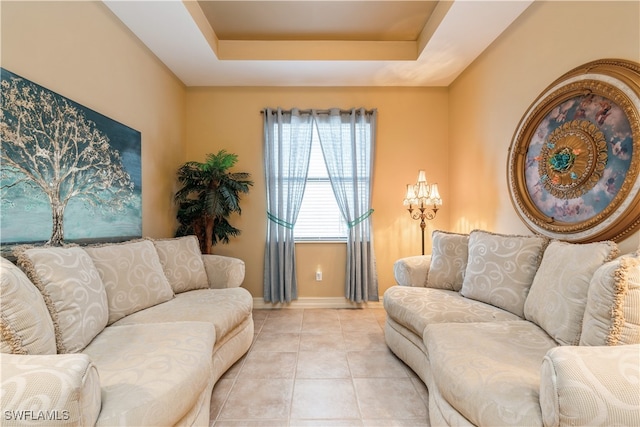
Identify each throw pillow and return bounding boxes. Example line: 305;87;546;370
580;253;640;346
524;240;619;345
460;230;548;317
0;257;57;355
425;230;469;291
15;246;109;354
83;239;174;325
152;236;209;293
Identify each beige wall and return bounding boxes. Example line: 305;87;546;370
1;1;186;238
4;0;639;302
449;1;640;254
185;87;449;299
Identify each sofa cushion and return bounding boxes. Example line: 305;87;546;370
460;230;547;317
0;258;57;355
580;253;640;346
15;246;109;354
112;287;253;350
153;236;209;293
82;322;215;427
425;230;468;291
383;286;520;338
425;321;557;427
524;240;618;345
84;240;174;325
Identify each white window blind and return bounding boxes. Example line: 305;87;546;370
294;130;347;241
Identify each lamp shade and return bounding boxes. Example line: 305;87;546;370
403;184;416;206
405;184;416;199
403;170;443;209
430;183;442;206
416;182;429;199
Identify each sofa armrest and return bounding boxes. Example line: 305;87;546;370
1;353;101;426
540;344;640;427
393;255;431;286
202;254;245;288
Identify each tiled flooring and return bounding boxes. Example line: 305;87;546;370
209;308;429;427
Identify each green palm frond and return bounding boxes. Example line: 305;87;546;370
211;150;237;166
212;218;241;245
174;149;253;253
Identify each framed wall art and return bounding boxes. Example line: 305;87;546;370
1;68;142;249
507;59;640;242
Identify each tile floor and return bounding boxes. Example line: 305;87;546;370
209;308;430;427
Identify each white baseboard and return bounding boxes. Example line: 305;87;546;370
253;296;384;310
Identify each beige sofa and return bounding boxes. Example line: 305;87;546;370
384;229;640;427
0;236;254;426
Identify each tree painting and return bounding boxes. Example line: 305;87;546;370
1;69;142;247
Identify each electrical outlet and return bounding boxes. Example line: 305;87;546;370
315;271;322;281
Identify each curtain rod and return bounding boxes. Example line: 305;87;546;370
261;108;376;115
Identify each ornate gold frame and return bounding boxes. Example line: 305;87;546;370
508;59;640;242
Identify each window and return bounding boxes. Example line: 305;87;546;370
294;129;347;241
263;107;377;303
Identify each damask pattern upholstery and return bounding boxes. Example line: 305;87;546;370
460;230;547;317
0;258;56;355
0;353;101;427
384;317;430;384
581;253;640;346
2;237;253;427
210;317;254;381
426;230;469;291
202;254;246;289
153;236;209;293
393;255;431;287
425;321;558;427
112;287;253;352
15;246;109;354
82;322;215;427
540;344;640;427
383;285;520;338
83;240;175;325
427;377;476;427
386;231;639;427
524;240;619;345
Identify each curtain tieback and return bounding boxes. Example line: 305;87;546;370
267;212;294;229
348;209;374;228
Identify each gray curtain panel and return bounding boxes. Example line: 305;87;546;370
313;108;379;302
263;108;314;303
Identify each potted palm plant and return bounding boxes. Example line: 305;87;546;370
174;150;253;254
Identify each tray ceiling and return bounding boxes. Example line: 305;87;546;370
103;0;534;87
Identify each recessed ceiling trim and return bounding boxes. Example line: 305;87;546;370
102;0;534;87
182;0;220;58
197;0;437;43
218;40;417;61
417;0;453;57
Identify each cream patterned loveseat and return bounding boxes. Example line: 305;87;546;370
384;229;640;427
0;236;254;426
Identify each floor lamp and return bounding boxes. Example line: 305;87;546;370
403;170;442;255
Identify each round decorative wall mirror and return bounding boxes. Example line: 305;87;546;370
507;59;640;242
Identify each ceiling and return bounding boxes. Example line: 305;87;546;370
103;0;534;87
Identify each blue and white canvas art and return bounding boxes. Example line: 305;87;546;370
1;68;142;247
